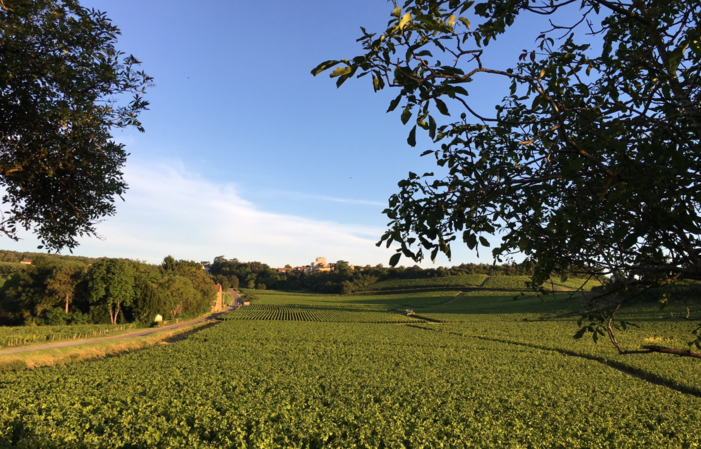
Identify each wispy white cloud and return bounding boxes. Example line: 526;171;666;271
261;189;387;207
4;159;397;267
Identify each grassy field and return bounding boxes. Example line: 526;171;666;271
360;274;487;291
354;275;601;292
0;287;698;447
481;275;601;291
247;288;458;309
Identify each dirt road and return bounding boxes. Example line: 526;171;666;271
0;292;241;356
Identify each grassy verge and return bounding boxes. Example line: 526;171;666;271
0;321;214;372
0;323;143;349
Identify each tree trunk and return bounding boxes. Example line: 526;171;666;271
65;293;70;314
108;304;115;325
114;302;121;325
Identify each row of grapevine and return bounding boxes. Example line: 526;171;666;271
0;320;698;447
362;274;488;291
482;276;601;291
222;305;421;323
0;323;138;348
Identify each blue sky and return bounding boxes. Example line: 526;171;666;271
6;0;583;267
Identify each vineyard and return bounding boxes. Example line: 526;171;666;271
0;287;698;447
481;276;600;291
0;323;138;349
221;305;422;323
355;275;600;292
249;289;456;309
360;274;487;291
1;318;699;447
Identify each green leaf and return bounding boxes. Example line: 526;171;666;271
311;60;340;76
518;238;529;251
668;42;688;73
399;13;412;30
434;98;450;116
389;252;401;267
479;236;490;247
401;107;412;125
372;75;384;91
560;274;568;283
387;94;402;113
330;66;352;78
407;125;417;147
466;233;477;250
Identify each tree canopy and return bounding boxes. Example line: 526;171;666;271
0;0;152;251
87;258;134;324
313;0;701;353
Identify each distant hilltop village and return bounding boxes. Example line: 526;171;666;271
276;257;359;274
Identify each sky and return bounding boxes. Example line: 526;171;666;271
4;0;585;267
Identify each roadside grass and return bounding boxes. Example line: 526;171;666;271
0;323;143;349
0;321;213;372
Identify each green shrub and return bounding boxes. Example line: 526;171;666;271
0;360;27;373
44;308;67;326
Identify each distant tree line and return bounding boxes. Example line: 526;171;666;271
0;249;95;265
0;253;217;326
209;256;534;294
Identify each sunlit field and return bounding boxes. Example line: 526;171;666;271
0;288;698;447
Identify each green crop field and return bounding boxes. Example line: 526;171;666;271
1;288;699;447
360;274;488;291
481;276;601;291
222;305;422;323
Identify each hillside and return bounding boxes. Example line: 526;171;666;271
357;274;601;292
360;274;488;291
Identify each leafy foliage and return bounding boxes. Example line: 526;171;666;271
0;255;217;326
0;0;152;250
87;258;135;324
210;255;535;294
315;0;701;285
313;0;701;351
